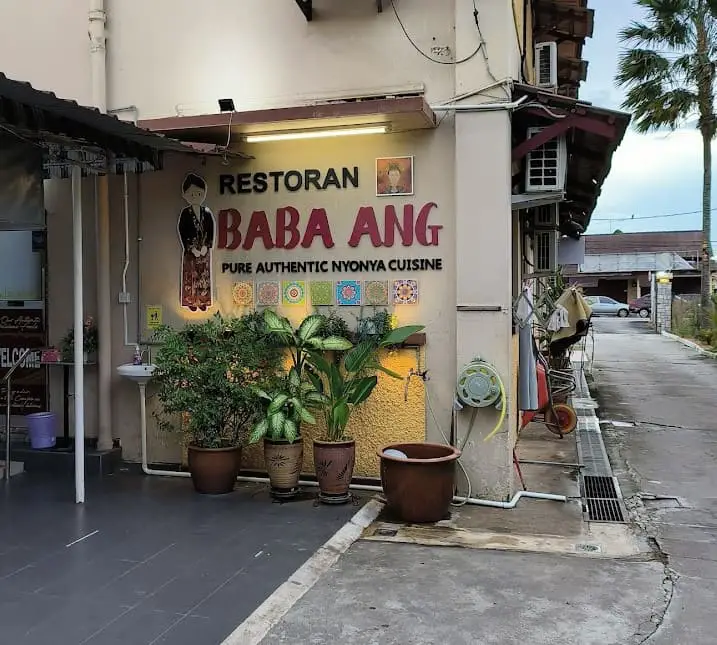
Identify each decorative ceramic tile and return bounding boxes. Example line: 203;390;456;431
393;279;419;305
364;280;389;306
232;281;254;307
282;281;306;305
310;281;334;306
336;280;362;306
256;281;280;306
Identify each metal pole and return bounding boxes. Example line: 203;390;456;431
3;348;30;483
72;166;85;504
4;376;10;481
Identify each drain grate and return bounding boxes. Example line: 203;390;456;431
585;498;625;523
571;363;629;524
576;426;612;476
583;475;618;499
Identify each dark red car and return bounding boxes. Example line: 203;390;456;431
629;294;651;318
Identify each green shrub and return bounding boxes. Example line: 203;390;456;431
152;313;284;448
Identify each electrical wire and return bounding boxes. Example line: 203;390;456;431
389;0;481;65
425;364;508;507
425;385;472;506
592;207;717;222
472;0;500;85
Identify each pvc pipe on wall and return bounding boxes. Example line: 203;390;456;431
137;388;567;505
121;172;134;347
88;0;107;113
430;95;528;112
89;0;113;451
453;491;567;508
136;383;380;492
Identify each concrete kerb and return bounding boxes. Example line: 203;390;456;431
661;330;717;359
221;497;384;645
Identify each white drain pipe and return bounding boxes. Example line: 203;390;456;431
454;490;567;508
137;392;567;504
136;383;380;492
89;0;113;451
136;392;566;505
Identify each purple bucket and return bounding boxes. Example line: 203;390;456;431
27;412;57;449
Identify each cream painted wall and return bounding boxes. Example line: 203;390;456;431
2;0;523;495
454;110;515;499
107;0;516;118
118;126;456;463
1;1;518;115
0;1;91;105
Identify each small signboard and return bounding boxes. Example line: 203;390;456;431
146;305;163;330
0;309;47;414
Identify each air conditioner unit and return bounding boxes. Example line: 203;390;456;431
534;229;559;273
534;41;558;89
525;126;567;193
533;203;559;229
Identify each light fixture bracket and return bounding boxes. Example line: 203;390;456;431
294;0;312;21
218;98;235;112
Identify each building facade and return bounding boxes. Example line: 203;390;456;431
565;231;712;301
0;0;625;499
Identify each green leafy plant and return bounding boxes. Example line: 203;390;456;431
151;313;283;449
249;310;353;444
60;316;98;361
307;324;425;442
317;309;353;343
616;0;717;326
354;308;394;344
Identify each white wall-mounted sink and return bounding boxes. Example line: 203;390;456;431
117;363;156;384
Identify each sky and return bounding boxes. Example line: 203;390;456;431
581;0;715;244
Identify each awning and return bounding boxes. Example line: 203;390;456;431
511;83;631;230
139;95;437;145
511;191;565;211
0;72;194;169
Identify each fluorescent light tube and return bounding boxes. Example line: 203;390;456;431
245;125;387;143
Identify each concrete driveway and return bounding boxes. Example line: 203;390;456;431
591;316;717;644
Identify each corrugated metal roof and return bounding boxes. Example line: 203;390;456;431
584;231;702;255
0;72;193;168
579;252;693;273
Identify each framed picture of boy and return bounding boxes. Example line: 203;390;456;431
376;156;414;197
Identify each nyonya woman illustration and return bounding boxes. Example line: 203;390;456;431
178;173;215;311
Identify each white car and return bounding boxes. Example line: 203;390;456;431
584;295;630;317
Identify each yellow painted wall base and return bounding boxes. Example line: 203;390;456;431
241;348;426;479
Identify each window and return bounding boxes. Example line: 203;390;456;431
599;297;617;304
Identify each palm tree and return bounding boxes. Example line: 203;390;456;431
616;0;717;326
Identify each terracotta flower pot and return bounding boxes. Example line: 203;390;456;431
264;436;304;499
313;438;355;505
379;442;460;523
187;445;242;495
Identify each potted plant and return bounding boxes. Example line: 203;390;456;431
152;312;282;495
249;310;352;499
307;323;424;504
60;316;98;363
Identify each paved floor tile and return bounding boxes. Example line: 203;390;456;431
0;472;364;644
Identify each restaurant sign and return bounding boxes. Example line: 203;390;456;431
176;162;443;310
0;309;46;414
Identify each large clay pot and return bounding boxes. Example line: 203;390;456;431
379;442;460;523
313;438;355;505
264;436;304;499
187;445;241;495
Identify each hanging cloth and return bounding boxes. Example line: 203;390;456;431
546;303;570;332
517;286;539;411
